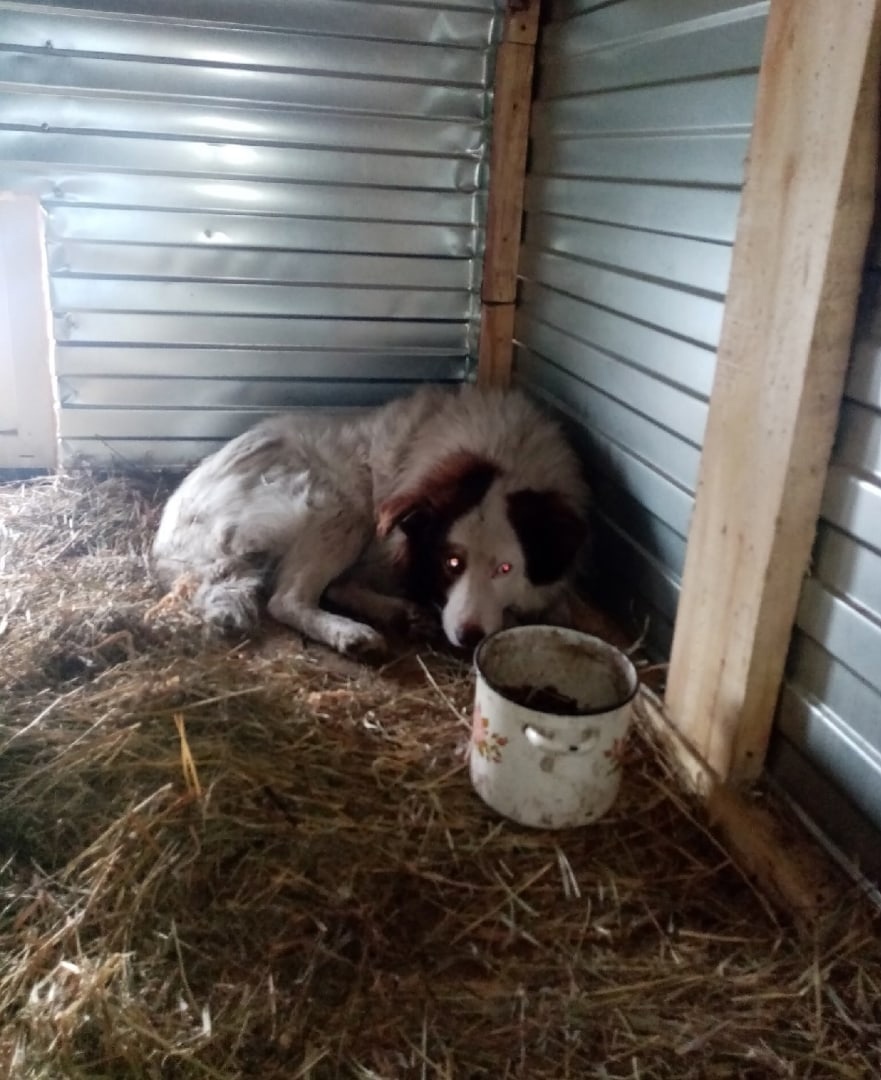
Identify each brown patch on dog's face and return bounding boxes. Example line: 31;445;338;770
506;488;586;586
376;452;500;602
376;452;499;538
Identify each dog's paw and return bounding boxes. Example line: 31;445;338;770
388;599;436;639
335;624;388;659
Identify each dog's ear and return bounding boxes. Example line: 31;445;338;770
377;452;499;538
376;494;431;539
507;489;587;585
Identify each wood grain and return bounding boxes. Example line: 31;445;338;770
477;302;516;389
477;0;541;386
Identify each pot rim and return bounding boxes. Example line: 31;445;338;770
473;624;639;718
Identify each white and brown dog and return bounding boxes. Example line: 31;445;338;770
151;384;589;656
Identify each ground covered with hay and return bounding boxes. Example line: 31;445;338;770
1;472;880;1079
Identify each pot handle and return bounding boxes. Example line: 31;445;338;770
523;724;599;755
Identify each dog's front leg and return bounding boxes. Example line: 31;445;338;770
267;521;387;658
324;581;435;639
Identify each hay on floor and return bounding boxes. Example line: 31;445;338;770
0;471;879;1079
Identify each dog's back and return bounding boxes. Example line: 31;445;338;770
151;389;443;636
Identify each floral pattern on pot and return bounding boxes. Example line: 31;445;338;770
472;707;508;764
603;735;628;775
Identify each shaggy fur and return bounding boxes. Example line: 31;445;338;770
151;384;589;656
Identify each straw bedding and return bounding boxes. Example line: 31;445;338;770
1;471;879;1079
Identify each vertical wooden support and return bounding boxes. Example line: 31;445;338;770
664;0;881;784
476;0;540;389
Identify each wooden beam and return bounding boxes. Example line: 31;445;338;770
664;0;881;783
636;690;846;936
477;303;516;389
477;0;540;389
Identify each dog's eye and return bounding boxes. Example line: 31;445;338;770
445;554;464;574
495;562;513;576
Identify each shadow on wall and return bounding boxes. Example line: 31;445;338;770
552;409;680;661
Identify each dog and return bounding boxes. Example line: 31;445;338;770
151;383;589;656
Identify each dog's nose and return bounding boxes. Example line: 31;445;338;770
458;623;485;651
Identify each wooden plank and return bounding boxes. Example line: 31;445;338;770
636;689;846;936
477;302;515;389
477;0;540;387
664;0;881;783
504;0;540;45
480;27;537;305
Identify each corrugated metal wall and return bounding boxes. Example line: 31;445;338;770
769;244;881;883
0;0;499;465
515;0;767;652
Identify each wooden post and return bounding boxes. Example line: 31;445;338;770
476;0;540;389
636;690;845;935
664;0;881;784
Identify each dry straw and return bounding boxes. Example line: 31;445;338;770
0;472;879;1078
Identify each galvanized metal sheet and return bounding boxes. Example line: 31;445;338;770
1;9;487;86
0;0;493;467
52;279;470;322
61;436;232;467
519;247;724;347
12;0;498;42
544;0;766;55
575;505;678;654
788;633;881;755
2;50;484;121
0;88;485;158
834;402;881;482
525;177;741;243
775;683;881;833
821;466;881;555
59;408;365;447
1;169;477;223
518;282;717;397
515;346;696;538
775;256;881;868
1;131;479;193
796;578;881;698
533;75;758;139
531;133;750;187
519;0;763;663
846;336;881;410
811;526;881;622
55;347;468;382
47;207;476;258
55;314;468;351
591;513;682;623
593;493;688;580
539;8;767;97
58;378;455;412
48;243;472;291
516;313;708;451
60;396;406;440
522;214;732;295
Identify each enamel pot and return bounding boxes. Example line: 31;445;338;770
470;625;639;829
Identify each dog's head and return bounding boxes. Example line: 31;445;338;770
377;452;586;649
